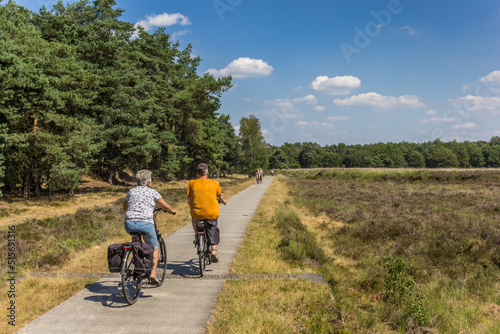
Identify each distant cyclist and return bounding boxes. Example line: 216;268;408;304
256;168;263;184
187;163;227;262
123;170;176;285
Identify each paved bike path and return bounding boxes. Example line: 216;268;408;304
17;176;273;334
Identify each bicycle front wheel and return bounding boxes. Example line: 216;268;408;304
156;237;167;286
121;249;141;305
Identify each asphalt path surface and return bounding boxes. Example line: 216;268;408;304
17;176;273;334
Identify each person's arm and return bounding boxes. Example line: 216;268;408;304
217;193;227;206
123;200;128;212
156;197;176;215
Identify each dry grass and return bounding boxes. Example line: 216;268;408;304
207;279;341;334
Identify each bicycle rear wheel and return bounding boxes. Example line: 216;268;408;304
121;249;141;305
198;235;207;277
156;237;167;286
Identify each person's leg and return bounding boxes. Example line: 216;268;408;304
191;218;198;233
151;248;159;277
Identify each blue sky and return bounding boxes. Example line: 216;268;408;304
16;0;500;146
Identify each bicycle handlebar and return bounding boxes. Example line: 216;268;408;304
154;207;176;215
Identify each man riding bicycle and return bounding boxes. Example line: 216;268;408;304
123;170;176;285
187;163;227;262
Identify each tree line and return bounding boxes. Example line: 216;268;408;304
0;0;269;197
267;137;500;170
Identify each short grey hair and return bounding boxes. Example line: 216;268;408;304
197;163;208;176
136;170;152;186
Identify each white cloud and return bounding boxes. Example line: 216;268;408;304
327;116;350;121
333;92;425;108
420;117;455;123
264;95;317;114
171;29;191;41
480;70;500;83
451;123;477;130
292;94;317;105
135;12;191;31
479;71;500;94
314;106;326;112
449;95;500;112
463;71;500;94
426;109;437;115
295;121;333;128
310;75;361;95
207;57;274;79
242;97;252;102
265;99;294;110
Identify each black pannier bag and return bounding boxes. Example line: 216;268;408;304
107;244;124;272
205;220;220;246
131;242;154;274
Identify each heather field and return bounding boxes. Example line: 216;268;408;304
279;169;500;333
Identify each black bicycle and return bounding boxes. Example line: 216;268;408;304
121;208;168;304
194;220;213;277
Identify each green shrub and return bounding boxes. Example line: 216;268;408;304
383;257;429;327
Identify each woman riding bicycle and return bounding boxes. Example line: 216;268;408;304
123;170;176;285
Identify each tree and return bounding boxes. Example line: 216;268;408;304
483;146;500;167
298;142;321;168
268;146;289;169
405;150;426;168
1;1;103;196
424;145;459;168
489;136;500;146
217;114;239;176
238;115;268;175
321;151;342;167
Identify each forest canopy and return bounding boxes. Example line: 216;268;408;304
0;0;239;196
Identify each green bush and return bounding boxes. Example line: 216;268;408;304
383;257;429;327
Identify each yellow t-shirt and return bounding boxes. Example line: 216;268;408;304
187;178;222;220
